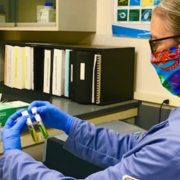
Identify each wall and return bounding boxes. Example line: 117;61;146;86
136;103;171;130
88;0;180;107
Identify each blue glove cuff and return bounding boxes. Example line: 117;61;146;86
3;138;21;154
64;115;74;135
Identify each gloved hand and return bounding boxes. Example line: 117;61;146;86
2;109;27;154
28;101;74;134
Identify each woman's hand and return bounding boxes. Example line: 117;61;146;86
28;101;74;134
2;110;27;154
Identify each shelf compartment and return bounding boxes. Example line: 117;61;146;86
0;0;97;32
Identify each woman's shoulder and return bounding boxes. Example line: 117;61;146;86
168;107;180;117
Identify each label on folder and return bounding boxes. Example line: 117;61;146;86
71;64;73;82
80;63;85;80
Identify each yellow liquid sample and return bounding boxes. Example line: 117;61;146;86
29;128;39;143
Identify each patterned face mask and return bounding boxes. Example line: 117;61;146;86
151;45;180;95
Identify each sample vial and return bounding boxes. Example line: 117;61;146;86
40;3;56;23
0;5;6;23
32;107;49;139
21;111;39;143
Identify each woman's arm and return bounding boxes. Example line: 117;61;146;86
65;118;141;168
0;143;179;180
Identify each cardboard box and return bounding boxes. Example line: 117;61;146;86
0;103;13;126
0;101;29;126
5;101;29;114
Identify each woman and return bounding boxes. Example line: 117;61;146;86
1;1;180;179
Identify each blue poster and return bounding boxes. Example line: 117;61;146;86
130;0;140;6
112;25;150;38
154;0;162;5
112;0;159;38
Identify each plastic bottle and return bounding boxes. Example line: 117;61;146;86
0;5;6;23
40;2;56;23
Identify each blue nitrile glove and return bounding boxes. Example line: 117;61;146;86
2;109;27;154
28;101;74;134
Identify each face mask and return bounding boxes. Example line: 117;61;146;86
151;45;180;95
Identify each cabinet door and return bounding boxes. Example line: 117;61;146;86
16;0;57;29
0;0;16;27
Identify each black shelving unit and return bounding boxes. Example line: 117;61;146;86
0;41;135;105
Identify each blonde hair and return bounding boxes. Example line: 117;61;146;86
153;0;180;35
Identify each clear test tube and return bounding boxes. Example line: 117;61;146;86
32;107;49;139
22;111;39;143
